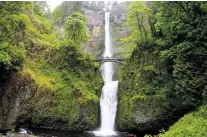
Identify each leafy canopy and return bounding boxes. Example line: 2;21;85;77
123;1;153;44
64;12;88;44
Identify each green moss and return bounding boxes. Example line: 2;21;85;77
22;34;102;130
23;55;101;130
21;68;36;81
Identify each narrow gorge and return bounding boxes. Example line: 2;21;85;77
0;1;207;137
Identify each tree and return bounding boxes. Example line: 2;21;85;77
52;1;83;27
63;12;88;44
33;1;51;18
124;2;154;44
51;5;62;29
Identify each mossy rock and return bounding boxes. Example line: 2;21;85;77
117;94;173;132
31;85;99;131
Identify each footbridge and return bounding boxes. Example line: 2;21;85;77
95;57;126;64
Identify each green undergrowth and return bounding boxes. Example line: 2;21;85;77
145;104;207;137
160;104;207;137
24;59;100;101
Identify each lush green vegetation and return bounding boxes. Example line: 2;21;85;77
0;1;103;130
0;2;31;72
145;104;207;137
159;104;207;137
51;1;83;29
118;1;207;133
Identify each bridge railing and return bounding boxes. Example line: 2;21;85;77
95;57;125;60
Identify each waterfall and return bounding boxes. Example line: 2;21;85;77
93;1;118;136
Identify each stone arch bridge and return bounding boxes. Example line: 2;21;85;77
94;57;126;64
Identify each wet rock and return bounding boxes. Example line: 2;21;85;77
5;132;36;137
84;10;104;27
110;2;131;56
110;2;130;25
0;73;37;130
83;7;104;57
117;96;175;132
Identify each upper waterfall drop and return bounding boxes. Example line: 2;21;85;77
103;11;113;58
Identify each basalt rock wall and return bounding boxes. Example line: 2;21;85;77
83;1;130;58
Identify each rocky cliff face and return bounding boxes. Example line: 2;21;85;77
0;71;101;131
83;6;104;57
110;2;131;57
0;72;36;130
83;1;130;58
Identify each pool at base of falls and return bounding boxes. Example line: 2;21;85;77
31;128;129;137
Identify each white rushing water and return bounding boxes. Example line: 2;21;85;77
93;1;118;136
